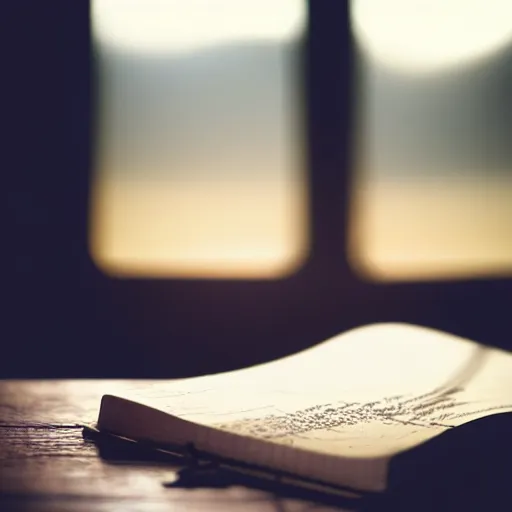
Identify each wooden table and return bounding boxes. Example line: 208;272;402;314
0;380;356;511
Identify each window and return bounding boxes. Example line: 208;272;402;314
350;0;512;281
90;0;308;279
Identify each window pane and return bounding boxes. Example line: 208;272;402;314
349;0;512;281
90;0;308;279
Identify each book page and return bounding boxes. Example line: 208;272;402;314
105;323;512;459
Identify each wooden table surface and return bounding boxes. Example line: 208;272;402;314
0;380;358;512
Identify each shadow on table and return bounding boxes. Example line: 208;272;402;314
84;411;512;512
82;425;363;510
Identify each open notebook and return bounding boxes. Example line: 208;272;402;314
96;323;512;493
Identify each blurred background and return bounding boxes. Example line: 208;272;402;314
4;1;512;378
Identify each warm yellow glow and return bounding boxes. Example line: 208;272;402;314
351;0;512;73
349;177;512;281
92;0;306;54
90;180;307;279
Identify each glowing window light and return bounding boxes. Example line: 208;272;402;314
93;0;305;54
90;0;307;279
349;1;512;281
351;0;512;73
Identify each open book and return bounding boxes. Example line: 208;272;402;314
96;323;512;493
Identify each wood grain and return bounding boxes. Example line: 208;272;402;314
0;381;353;511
